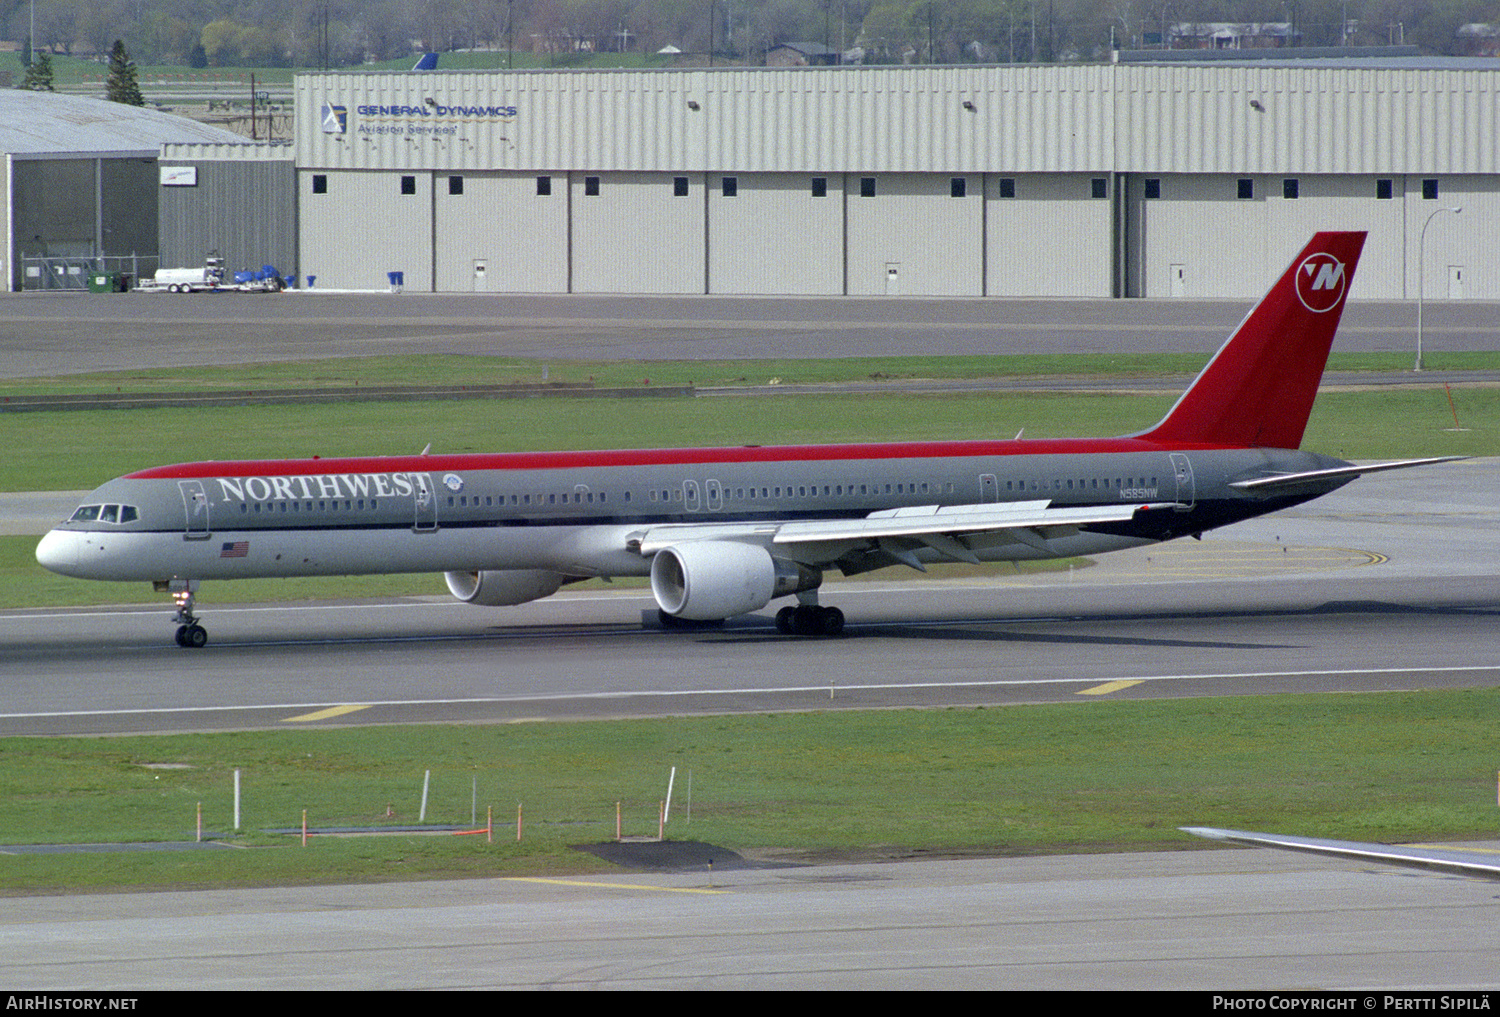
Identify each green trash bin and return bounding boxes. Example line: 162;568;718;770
87;271;124;293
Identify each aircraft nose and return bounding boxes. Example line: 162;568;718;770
35;529;80;576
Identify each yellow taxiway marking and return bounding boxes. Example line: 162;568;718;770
502;877;727;895
1079;680;1144;696
284;704;374;723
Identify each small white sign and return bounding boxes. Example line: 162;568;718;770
160;166;197;187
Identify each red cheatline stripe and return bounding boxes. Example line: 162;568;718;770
126;438;1239;480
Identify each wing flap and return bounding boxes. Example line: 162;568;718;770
773;501;1166;544
632;501;1168;559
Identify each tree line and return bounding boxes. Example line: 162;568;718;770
6;0;1497;69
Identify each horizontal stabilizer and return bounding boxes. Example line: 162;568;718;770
1182;826;1500;881
1230;456;1467;495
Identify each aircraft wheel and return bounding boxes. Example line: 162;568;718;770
775;605;796;634
184;624;208;648
174;625;188;647
788;605;844;636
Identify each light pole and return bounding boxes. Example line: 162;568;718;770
1415;205;1461;372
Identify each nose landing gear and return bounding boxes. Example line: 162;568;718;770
156;578;208;648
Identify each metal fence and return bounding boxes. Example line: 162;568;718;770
21;255;159;291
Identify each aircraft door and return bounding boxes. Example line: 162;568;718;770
178;480;211;539
705;479;723;512
979;474;998;503
1169;453;1195;511
683;480;701;512
411;473;438;531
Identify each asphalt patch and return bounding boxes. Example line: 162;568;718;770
573;840;788;871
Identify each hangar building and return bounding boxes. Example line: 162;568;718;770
168;61;1500;299
1;91;245;291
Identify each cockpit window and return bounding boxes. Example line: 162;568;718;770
68;504;138;524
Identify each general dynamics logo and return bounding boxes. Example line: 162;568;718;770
320;104;347;134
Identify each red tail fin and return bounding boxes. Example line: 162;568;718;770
1139;231;1366;449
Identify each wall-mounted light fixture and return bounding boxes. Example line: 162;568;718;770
687;100;701;111
962;100;976;112
1249;99;1265;112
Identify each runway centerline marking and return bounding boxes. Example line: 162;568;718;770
284;704;373;723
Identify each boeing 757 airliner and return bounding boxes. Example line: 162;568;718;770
37;232;1458;646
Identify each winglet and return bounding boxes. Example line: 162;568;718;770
1139;232;1367;450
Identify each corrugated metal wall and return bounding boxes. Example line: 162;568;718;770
707;172;844;294
433;171;569;292
845;173;983;296
299;169;433;290
158;158;296;281
287;65;1500;298
570;171;706;293
298;65;1499;176
986;174;1113;297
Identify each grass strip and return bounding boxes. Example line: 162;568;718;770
1;689;1496;893
2;352;1497;398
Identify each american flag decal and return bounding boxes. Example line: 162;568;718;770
220;541;250;558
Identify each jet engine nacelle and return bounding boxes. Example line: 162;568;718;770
650;541;820;620
445;569;566;606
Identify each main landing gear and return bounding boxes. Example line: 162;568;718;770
775;602;845;637
157;578;208;648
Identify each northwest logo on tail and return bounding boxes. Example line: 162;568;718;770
1296;253;1347;312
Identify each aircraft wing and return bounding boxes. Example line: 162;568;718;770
1229;456;1467;496
634;500;1172;566
1182;826;1500;881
